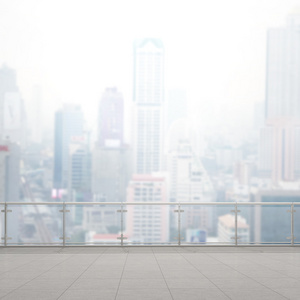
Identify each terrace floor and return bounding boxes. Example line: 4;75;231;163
0;247;300;299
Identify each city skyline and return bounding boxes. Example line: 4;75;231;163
1;1;300;134
1;4;300;300
1;4;300;248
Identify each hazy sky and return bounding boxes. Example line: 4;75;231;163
1;0;300;136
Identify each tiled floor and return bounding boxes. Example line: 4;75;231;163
0;247;299;299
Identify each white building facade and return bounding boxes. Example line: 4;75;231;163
132;39;164;174
259;14;300;182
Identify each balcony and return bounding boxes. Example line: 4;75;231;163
0;202;300;299
0;246;299;299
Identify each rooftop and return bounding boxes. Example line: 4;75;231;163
0;247;299;299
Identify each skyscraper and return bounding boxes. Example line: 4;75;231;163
30;85;43;144
132;38;164;174
0;140;20;244
259;13;300;182
0;140;20;203
0;65;26;146
266;15;300;120
92;87;132;202
0;65;18;139
68;136;91;195
98;87;124;147
53;104;84;190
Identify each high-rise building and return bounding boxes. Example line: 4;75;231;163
0;140;20;244
0;140;20;202
132;38;164;174
30;85;43;144
266;15;300;120
53;104;84;190
68;136;91;195
0;65;26;146
167;139;214;235
259;14;300;183
125;174;169;243
92;87;132;203
0;65;18;139
168;140;213;203
68;135;91;226
98;87;124;147
92;146;132;202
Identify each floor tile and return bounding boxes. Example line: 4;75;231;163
210;278;265;290
116;288;172;300
58;289;117;300
222;288;286;300
1;289;64;300
0;290;13;298
69;278;120;290
257;277;300;289
19;279;74;290
119;278;167;289
165;278;216;289
170;288;230;300
275;287;300;299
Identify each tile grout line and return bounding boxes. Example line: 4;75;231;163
0;248;76;300
114;248;129;300
151;247;180;300
0;249;58;278
177;249;231;299
204;251;290;300
56;248;108;299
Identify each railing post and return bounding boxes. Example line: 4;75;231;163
291;203;294;246
178;204;181;246
4;203;7;247
1;203;12;246
121;204;124;246
62;202;66;247
174;204;184;245
59;203;70;246
287;203;296;245
231;203;240;246
117;204;127;246
235;203;238;246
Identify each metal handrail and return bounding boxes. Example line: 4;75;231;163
1;201;299;247
0;201;299;205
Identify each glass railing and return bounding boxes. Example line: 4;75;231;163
0;202;299;246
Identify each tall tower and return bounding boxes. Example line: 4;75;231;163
98;87;124;147
92;87;132;203
0;65;18;138
0;65;26;146
259;13;300;183
53;104;84;190
31;85;43;144
133;38;164;174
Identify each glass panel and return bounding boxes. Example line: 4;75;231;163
0;204;4;245
294;204;300;245
6;204;63;245
180;205;236;245
237;205;291;245
65;204;121;245
124;204;177;245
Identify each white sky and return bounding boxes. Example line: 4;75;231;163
1;0;300;138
